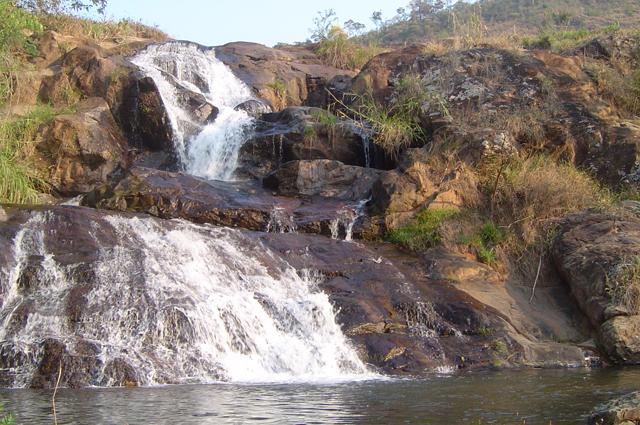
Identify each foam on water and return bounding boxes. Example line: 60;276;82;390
0;212;374;386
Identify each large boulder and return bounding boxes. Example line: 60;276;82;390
38;43;175;156
263;160;382;201
553;211;640;364
215;42;355;109
36;97;129;195
352;45;640;187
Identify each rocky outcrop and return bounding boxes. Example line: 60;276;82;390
589;391;640;425
85;167;368;237
38;41;174;156
215;42;355;109
263;160;382;201
553;211;640;365
237;106;379;178
36;97;129;195
369;147;480;230
0;206;598;387
352;45;640;187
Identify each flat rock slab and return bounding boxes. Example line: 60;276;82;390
85;167;368;238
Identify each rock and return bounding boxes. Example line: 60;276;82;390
215;42;355;109
237;106;376;179
85;167;368;237
553;211;640;364
589;391;640;425
38;43;175;157
600;316;640;365
36;97;129;196
0;206;7;222
353;44;640;187
572;33;640;68
235;99;272;117
263;160;382;201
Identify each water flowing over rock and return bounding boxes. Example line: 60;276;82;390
132;42;256;181
0;207;370;388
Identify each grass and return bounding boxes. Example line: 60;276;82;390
522;28;592;51
316;25;383;71
386;208;458;251
460;221;506;265
39;14;168;42
0;104;61;203
607;257;640;315
585;61;640;117
266;79;287;111
484;154;613;249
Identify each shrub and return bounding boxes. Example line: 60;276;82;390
586;61;640;117
522;28;592;51
0;104;58;203
386;208;458;251
459;221;506;265
485;154;613;247
607;257;640;315
0;0;43;53
316;25;382;71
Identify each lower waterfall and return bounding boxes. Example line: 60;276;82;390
0;211;372;387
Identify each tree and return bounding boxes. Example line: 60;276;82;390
17;0;106;14
310;9;337;42
344;19;365;37
370;11;384;30
408;0;445;22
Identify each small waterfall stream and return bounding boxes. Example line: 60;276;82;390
132;42;256;181
0;211;372;386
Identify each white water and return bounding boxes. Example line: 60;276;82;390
0;212;372;386
330;198;370;241
132;42;256;181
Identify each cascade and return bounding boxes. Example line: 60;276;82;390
132;42;255;181
0;211;372;386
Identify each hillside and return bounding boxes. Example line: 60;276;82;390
367;0;640;45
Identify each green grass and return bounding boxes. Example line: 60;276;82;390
0;104;60;204
522;28;593;51
386;208;458;251
311;109;338;127
459;221;506;265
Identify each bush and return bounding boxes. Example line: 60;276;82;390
348;73;446;157
316;26;382;71
607;257;640;315
0;0;43;53
0;104;59;203
459;221;506;265
485;154;613;247
386;208;458;251
586;61;640;117
522;28;592;51
39;14;168;41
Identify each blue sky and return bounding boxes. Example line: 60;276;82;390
93;0;410;47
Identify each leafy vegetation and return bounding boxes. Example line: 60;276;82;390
460;221;506;265
316;25;382;71
386;208;458;251
0;104;60;203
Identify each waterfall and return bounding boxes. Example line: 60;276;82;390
0;211;372;387
132;42;256;181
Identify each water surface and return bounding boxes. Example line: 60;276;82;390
2;368;639;424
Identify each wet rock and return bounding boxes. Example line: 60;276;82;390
85;166;367;237
36;97;129;196
589;391;640;425
215;42;355;109
238;106;378;179
0;206;7;222
235;99;272;117
263;160;382;201
554;211;640;364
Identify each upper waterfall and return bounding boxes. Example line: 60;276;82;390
0;210;372;387
132;42;256;181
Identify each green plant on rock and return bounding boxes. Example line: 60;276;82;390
302;125;316;142
0;104;58;203
459;221;505;265
267;79;287;111
386;208;458;252
607;257;640;315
